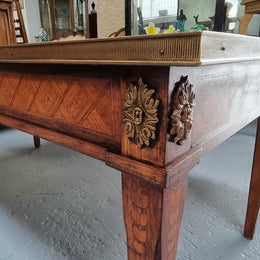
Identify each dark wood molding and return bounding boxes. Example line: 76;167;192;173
106;152;166;188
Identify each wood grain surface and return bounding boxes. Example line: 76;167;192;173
0;32;259;260
121;67;169;167
122;162;189;259
244;117;260;239
122;172;163;259
0;65;122;150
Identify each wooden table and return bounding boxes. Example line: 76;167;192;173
0;32;259;259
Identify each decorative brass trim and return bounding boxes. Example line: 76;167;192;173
168;76;195;145
123;78;160;148
0;33;202;66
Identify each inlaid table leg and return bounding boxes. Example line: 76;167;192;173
33;135;41;149
122;170;188;260
244;118;260;239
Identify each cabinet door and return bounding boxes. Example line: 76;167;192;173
39;0;94;40
0;2;16;45
54;0;72;37
39;0;74;39
39;0;53;39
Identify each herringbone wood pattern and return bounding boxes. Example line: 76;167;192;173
0;73;116;136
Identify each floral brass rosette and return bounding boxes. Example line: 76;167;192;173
169;76;195;145
123;78;160;148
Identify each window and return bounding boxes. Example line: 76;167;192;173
136;0;178;18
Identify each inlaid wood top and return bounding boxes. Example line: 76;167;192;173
0;31;260;66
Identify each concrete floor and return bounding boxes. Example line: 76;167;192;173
0;121;259;260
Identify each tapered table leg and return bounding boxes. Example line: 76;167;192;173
244;118;260;239
122;170;188;259
33;135;41;148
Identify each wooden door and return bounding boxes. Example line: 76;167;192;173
0;0;16;45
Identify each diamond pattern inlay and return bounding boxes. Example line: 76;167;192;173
80;87;113;132
0;73;115;136
11;75;40;111
0;73;21;106
29;77;68;117
82;109;109;131
62;81;89;122
54;79;114;134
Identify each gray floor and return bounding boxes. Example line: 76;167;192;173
0;121;259;260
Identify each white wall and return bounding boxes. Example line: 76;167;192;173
97;0;125;38
178;0;215;31
23;0;41;43
247;15;260;36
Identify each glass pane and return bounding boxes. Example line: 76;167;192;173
247;14;260;36
54;0;71;37
224;0;243;33
73;0;85;34
73;0;95;36
131;0;178;35
178;0;216;31
128;0;260;36
39;0;53;39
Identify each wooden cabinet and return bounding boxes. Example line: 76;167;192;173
0;0;16;45
39;0;97;40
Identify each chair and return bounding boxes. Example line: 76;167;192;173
51;32;87;42
108;27;125;37
239;0;260;35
